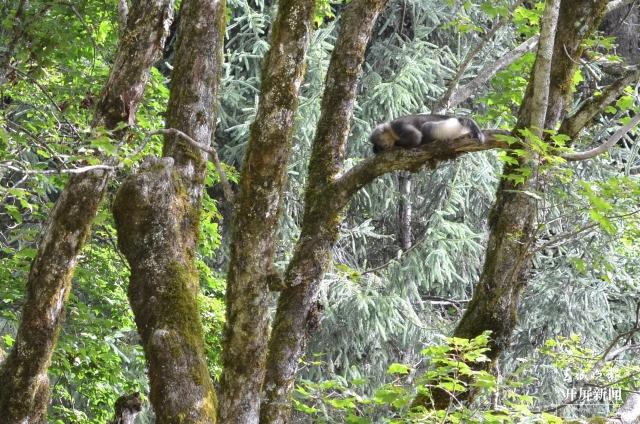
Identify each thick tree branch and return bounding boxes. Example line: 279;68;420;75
259;1;390;422
333;131;508;206
113;0;225;421
526;0;560;133
0;2;173;421
606;0;636;13
559;67;640;138
218;1;316;422
118;0;129;37
563;113;640;161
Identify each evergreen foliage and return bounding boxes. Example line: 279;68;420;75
0;0;639;421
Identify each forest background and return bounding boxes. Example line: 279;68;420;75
1;0;640;423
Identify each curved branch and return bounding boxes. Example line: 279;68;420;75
562;113;640;161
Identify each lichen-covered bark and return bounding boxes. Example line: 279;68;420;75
112;0;225;422
432;0;608;409
259;2;389;422
559;67;640;139
0;2;173;421
216;2;315;423
454;0;607;358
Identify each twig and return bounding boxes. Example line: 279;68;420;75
148;128;235;203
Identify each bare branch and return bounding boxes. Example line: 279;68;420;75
148;128;235;203
606;0;637;13
0;163;115;175
562;113;640;161
446;36;539;110
436;0;526;111
527;0;560;134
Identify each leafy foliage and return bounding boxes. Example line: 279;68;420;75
1;0;640;421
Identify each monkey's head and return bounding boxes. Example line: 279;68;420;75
369;123;398;154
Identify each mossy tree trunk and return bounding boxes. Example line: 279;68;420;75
416;0;609;410
454;0;608;360
216;1;316;423
0;1;173;421
112;0;225;422
259;1;389;422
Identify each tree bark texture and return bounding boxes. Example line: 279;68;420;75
112;0;225;422
0;2;173;422
0;0;27;84
451;0;608;384
111;392;142;424
397;172;413;251
217;1;316;423
260;2;389;422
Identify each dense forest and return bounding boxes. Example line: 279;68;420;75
1;0;639;423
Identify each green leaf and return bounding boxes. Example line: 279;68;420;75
387;363;411;375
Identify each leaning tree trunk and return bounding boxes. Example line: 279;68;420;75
216;1;315;423
0;2;173;421
112;0;225;422
260;1;389;422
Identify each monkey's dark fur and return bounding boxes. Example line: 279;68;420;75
369;114;485;153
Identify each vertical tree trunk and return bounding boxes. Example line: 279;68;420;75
112;0;225;422
397;172;413;250
260;2;389;422
0;2;173;421
216;2;316;423
453;0;607;360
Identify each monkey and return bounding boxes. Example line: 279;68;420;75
369;114;485;153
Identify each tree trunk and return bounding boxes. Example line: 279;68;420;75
112;0;225;422
0;2;173;421
216;1;316;423
454;0;607;358
260;2;389;422
397;172;413;250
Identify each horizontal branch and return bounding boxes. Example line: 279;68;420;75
0;163;115;175
332;130;509;206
